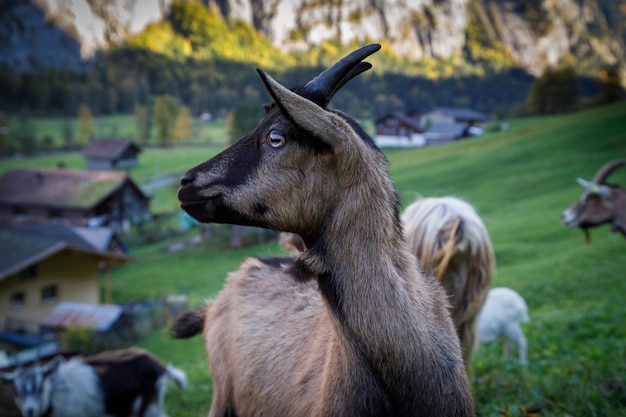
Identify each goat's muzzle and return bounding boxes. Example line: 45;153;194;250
561;207;579;227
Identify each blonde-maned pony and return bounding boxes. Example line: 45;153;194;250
401;196;495;368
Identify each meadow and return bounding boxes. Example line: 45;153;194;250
2;101;626;416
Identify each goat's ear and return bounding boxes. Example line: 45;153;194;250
41;356;64;376
257;69;349;147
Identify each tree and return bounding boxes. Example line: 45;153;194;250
13;109;38;155
227;100;262;145
525;67;578;115
133;104;151;144
62;119;75;150
153;95;181;146
174;105;193;143
77;103;94;146
597;64;625;104
0;111;11;155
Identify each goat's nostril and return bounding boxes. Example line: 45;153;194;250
180;173;195;187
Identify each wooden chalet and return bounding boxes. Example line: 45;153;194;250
374;107;490;148
82;138;141;170
0;167;150;233
374;112;426;148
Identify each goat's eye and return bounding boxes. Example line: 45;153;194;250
268;130;286;148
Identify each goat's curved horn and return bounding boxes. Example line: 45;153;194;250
576;177;612;196
576;177;593;189
297;44;381;107
591;158;626;184
257;69;335;135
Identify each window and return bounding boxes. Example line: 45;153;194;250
48;208;62;219
41;285;58;303
12;206;26;215
10;292;25;309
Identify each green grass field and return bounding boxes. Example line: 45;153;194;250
10;114;230;150
4;102;626;416
132;102;626;417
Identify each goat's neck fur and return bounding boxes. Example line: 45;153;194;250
611;188;626;236
277;91;457;401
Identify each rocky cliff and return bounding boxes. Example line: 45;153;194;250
0;0;86;73
208;0;624;76
3;0;624;79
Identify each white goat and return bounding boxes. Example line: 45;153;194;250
0;348;187;417
171;44;475;416
477;287;529;365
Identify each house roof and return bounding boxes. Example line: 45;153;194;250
0;167;148;210
427;121;468;137
82;138;141;160
433;107;490;122
0;222;129;281
43;302;123;332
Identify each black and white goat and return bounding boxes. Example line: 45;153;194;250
0;348;187;417
562;158;626;243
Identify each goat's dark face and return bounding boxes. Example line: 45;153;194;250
178;106;339;234
178;44;383;237
562;190;614;229
0;358;61;417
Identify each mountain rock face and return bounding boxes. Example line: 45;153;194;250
0;0;86;73
207;0;624;76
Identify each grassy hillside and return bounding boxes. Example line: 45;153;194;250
119;101;626;417
4;101;626;416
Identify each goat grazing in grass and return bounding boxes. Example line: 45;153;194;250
477;287;529;365
562;158;626;243
0;348;187;417
401;196;495;368
171;44;475;416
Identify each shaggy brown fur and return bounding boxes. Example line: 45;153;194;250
172;44;475;417
401;196;495;368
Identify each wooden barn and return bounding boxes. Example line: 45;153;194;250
374;107;489;148
82;138;142;170
373;112;426;148
0;167;150;233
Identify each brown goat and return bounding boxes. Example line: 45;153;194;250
171;44;474;417
401;197;495;368
562;159;626;243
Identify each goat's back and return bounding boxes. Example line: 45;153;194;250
52;358;105;417
204;257;383;416
197;256;472;417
